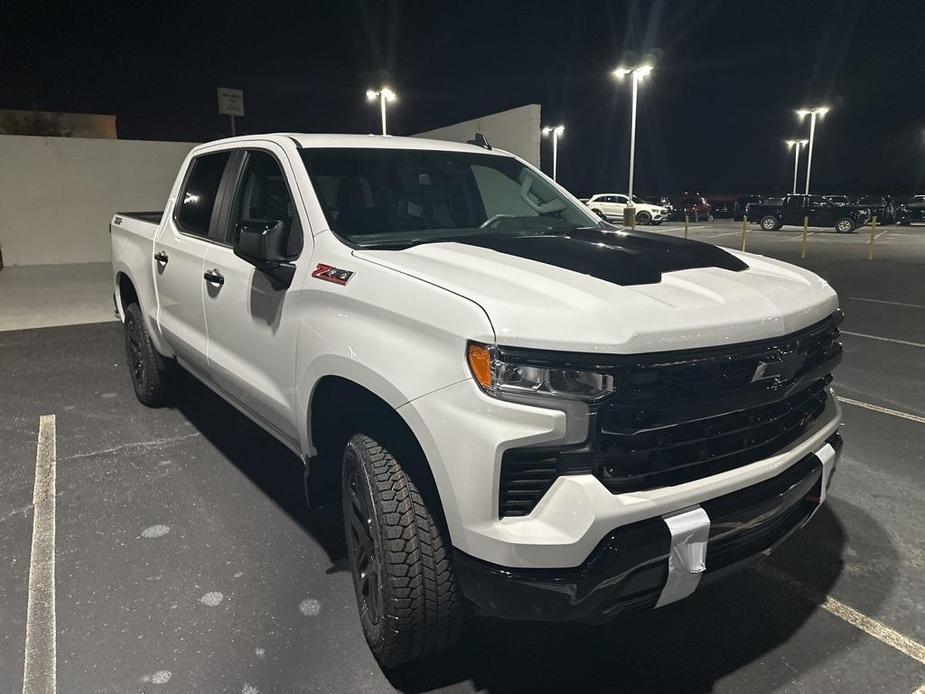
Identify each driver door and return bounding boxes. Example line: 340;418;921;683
201;145;309;446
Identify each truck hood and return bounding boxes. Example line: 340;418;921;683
354;229;838;353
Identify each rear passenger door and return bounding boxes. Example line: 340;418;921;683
153;149;233;374
201;145;309;445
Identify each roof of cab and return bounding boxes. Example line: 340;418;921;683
283;132;503;154
190;132;510;158
280;133;495;153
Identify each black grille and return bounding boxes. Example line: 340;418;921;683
596;377;830;493
498;312;841;518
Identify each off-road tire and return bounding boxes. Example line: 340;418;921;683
122;302;172;406
342;434;461;667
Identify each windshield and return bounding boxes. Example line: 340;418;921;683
299;148;599;248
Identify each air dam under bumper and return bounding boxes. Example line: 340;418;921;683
454;433;841;624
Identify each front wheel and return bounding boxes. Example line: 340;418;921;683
342;434;462;667
636;211;652;225
836;217;856;233
122;302;173;406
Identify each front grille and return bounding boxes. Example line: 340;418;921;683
596;377;830;492
498;312;842;517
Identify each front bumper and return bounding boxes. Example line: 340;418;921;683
454;432;841;623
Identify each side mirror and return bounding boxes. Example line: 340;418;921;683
233;219;296;289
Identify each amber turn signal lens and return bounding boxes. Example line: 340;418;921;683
467;343;494;390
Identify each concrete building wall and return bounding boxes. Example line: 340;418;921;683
0;110;118;139
0;135;196;266
414;104;542;167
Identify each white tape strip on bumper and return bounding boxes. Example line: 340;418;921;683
656;505;710;608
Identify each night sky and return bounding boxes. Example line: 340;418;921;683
3;0;924;197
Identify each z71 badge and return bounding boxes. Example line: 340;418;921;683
311;263;355;285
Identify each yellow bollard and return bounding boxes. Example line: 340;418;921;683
684;213;689;239
801;216;809;259
867;214;877;260
740;216;748;252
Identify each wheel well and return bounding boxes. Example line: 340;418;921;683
307;376;448;532
117;273;138;313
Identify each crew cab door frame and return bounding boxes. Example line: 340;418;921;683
199;141;314;448
153;147;238;374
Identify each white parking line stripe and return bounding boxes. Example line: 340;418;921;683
875;229;890;240
841;330;925;349
837;397;925;425
757;564;925;666
22;415;56;694
847;297;925;309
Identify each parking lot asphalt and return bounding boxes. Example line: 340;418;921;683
1;221;924;693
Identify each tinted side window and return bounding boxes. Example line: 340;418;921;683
229;151;303;256
176;152;231;236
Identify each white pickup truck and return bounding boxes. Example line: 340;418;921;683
110;133;843;667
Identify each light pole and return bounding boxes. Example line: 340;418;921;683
541;125;565;181
366;87;397;135
786;139;808;194
613;63;653;226
796;106;830;194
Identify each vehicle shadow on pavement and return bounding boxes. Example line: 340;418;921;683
388;500;898;694
170;370;348;563
168;370;898;694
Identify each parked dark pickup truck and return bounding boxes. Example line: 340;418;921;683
897;195;925;225
747;194;870;233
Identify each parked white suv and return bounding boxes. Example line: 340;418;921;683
110;133;843;667
586;193;668;224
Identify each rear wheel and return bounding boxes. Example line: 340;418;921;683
836;217;856;233
760;215;780;231
342;433;461;667
122;302;172;406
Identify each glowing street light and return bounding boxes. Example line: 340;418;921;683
366;87;397;135
612;63;654;226
786;139;809;194
541;124;565;181
795;106;830;194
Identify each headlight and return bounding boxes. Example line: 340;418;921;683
466;342;615;402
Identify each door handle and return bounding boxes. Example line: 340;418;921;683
154;251;169;265
203;269;224;286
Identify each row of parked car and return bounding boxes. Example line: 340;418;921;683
580;193;714;225
581;191;925;231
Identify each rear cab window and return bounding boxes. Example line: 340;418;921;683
175;151;232;237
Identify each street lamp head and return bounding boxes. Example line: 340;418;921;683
786;139;809;148
797;106;830;119
613;64;653;81
367;87;397;102
542;126;551;136
542;124;565;137
554;124;565;135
